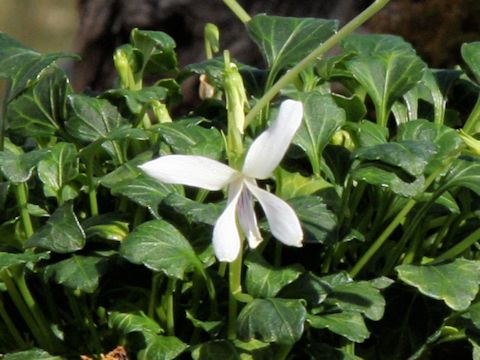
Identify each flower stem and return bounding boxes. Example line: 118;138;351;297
14;182;34;238
227;249;243;339
463;95;480;135
86;159;99;216
222;0;251;23
0;295;26;347
434;227;480;262
165;278;176;336
245;0;391;127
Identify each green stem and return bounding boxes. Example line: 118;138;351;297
14;182;34;238
222;0;251;23
0;81;10;151
86;159;98;216
165;278;176;336
0;295;26;347
148;273;162;318
276;344;293;360
227;248;243;339
434;227;480;262
463;95;480;135
350;166;442;278
244;0;391;127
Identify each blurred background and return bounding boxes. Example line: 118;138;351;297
0;0;479;92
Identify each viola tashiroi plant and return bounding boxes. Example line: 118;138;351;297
140;100;304;261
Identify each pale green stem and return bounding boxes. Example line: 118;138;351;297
244;0;391;127
434;227;480;262
227;248;243;339
0;296;26;347
165;278;176;336
463;95;480;135
350;166;443;278
86;159;98;216
222;0;251;23
14;182;34;239
148;273;162;318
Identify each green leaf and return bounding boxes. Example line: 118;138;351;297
185;311;223;336
348;120;388;147
342;34;416;56
138;335;188;360
100;151;152;188
397;120;464;174
7;68;71;138
66;95;127;157
352;166;425;197
3;348;63;360
332;94;367;123
131;28;178;74
83;214;129;241
163;193;223;225
102;86;169;114
462;42;480;83
293;92;345;170
44;255;108;293
245;253;303;298
25;203;85;253
440;158;480;195
275;168;332;200
0;251;49;272
191;341;239;360
237;298;306;345
37;143;79;197
353;140;438;177
0;32;77;100
111;173;177;216
307;343;361;360
0;148;47;183
108;311;163;336
307;312;370;343
120;219;202;279
155;119;224;160
246;15;337;76
396;259;480;311
345;50;426;126
289;196;338;244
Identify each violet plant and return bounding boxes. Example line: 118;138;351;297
1;0;480;358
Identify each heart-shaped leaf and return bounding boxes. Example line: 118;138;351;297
0;148;47;183
102;86;169;114
245;253;303;298
307;312;369;343
44;255;108;293
0;251;49;272
246;15;337;77
108;311;163;336
3;348;63;360
120;219;202;279
138;335;188;360
191;341;239;360
7;68;71;138
342;34;416;56
237;298;306;345
396;259;480;311
26;202;85;253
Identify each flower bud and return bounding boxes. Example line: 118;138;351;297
204;23;220;58
199;74;216;100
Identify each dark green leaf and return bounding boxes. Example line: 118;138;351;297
245;253;303;298
0;148;47;183
462;42;480;83
342;34;416;55
332;94;367;123
120;219;202;279
66;95;127;157
108;311;163;336
131;28;178;74
3;348;63;360
37;143;78;197
185;311;223;336
348;120;388;147
237;298;306;345
440;158;480;195
353;140;438;177
44;255;108;293
293;92;345;168
163;193;223;225
191;341;239;360
0;251;49;272
306;343;361;360
7;68;71;138
246;15;337;75
26;203;85;253
289;196;338;244
396;259;480;311
397;120;463;174
275;168;332;200
83;214;129;241
102;86;169;114
155;119;224;160
352;166;425;197
0;32;77;100
138;335;188;360
100;151;152;188
307;312;369;343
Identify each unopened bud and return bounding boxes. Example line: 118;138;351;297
199;74;216;100
204;23;220;57
113;45;138;89
331;130;354;151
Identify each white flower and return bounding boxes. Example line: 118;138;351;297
139;100;304;262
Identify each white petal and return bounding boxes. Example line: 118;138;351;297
246;181;303;247
139;155;238;191
237;184;263;249
212;183;243;262
243;100;303;179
